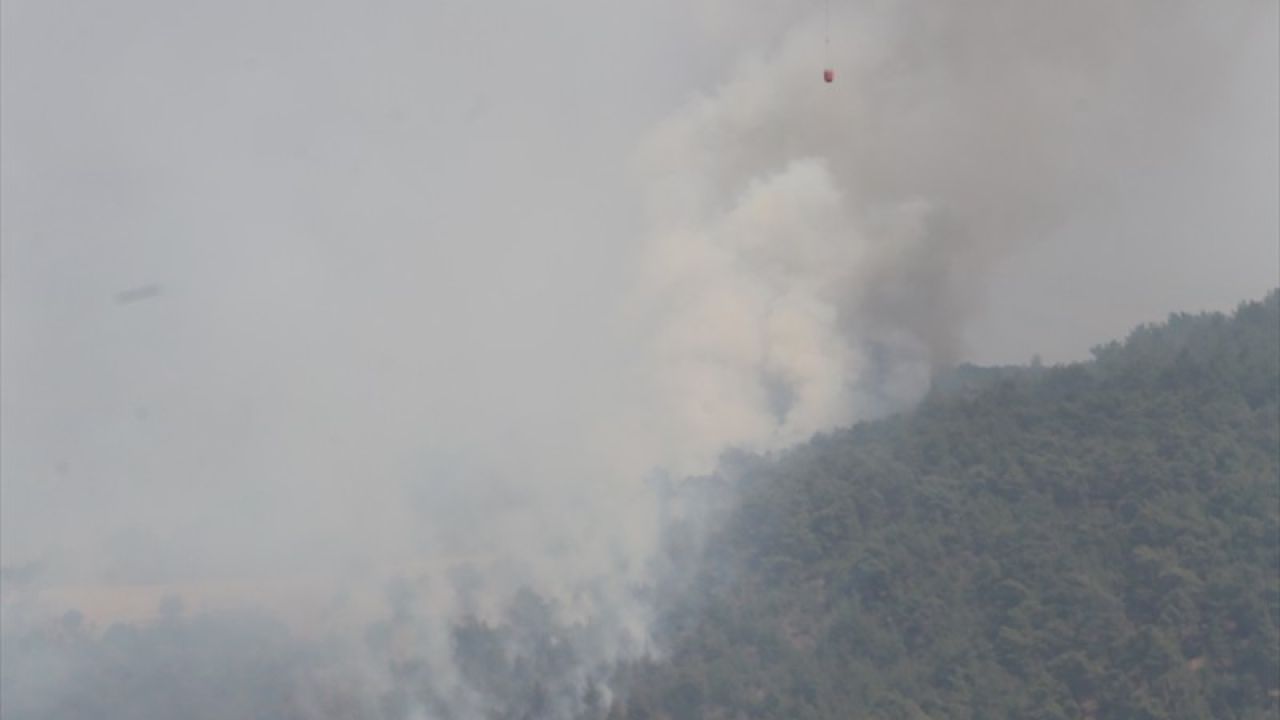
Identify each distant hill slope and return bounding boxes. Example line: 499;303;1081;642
609;291;1279;720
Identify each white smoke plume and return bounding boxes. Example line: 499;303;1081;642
625;0;1277;476
1;0;1275;717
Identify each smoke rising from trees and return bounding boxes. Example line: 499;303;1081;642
1;0;1275;717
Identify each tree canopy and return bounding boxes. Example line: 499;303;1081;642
608;291;1280;720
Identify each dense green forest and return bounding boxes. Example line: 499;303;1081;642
3;294;1276;719
605;291;1280;720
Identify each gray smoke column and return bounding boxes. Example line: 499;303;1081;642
625;0;1278;476
1;0;1275;716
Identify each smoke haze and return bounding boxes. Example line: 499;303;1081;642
2;0;1277;716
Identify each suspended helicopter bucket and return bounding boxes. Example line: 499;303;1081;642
822;0;833;84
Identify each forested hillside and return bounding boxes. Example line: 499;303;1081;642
608;291;1280;720
3;294;1275;719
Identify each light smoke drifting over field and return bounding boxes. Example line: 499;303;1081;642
2;0;1276;716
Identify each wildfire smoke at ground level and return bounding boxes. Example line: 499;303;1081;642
1;0;1276;718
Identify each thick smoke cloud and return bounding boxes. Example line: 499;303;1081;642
627;0;1279;474
2;0;1276;717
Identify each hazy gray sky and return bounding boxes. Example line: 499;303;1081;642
969;4;1280;363
2;0;1276;630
